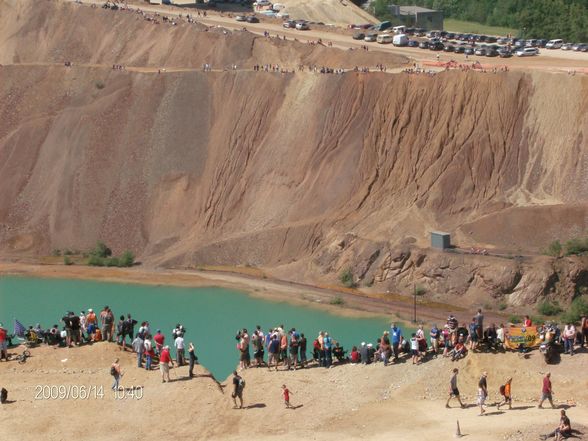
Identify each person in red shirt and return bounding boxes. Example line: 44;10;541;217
153;330;165;355
350;346;360;364
159;346;173;383
0;323;7;361
538;372;555;409
282;384;293;409
524;315;532;327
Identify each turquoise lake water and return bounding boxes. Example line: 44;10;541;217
0;276;405;379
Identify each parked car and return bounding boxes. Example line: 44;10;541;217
429;41;444;51
407;39;419;47
498;47;512;58
364;33;378;42
376;34;393;44
545;39;563;49
486;36;497;43
497;37;509;44
537;39;549;48
573;43;588;52
352;32;365;40
464;47;474;55
454;46;465;54
392;34;409;46
525;39;538;47
246;16;259;23
419;41;430;49
486;48;499;57
561;43;574;51
443;44;455;52
295;21;309;30
283;20;296;28
235;15;247;22
516;47;539;56
405;27;415;35
474;47;487;56
415;28;427;36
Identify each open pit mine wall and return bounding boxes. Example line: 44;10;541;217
1;65;587;306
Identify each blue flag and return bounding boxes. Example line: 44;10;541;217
14;319;26;337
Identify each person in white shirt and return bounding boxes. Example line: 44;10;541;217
174;335;185;366
563;323;576;355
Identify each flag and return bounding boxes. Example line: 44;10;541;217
14;318;26;337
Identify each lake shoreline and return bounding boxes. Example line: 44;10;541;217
0;261;506;325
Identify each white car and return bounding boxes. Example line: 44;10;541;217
295;21;309;30
516;47;539;56
545;39;563;49
255;0;271;5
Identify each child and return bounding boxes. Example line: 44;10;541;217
497;378;512;410
410;333;420;364
282;384;293;409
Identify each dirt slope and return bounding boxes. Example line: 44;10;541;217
1;0;588;308
278;0;377;25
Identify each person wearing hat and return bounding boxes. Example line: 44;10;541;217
478;372;488;415
0;323;7;361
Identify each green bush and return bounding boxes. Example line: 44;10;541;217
564;238;588;256
51;249;61;257
538;301;563;316
498;302;508;311
91;241;112;258
544;240;562;257
330;296;345;306
415;286;427;296
63;249;74;256
560;296;588;323
508;315;522;324
63;256;73;266
88;255;105;267
105;257;120;267
118;250;135;267
339;269;357;288
95;80;105;90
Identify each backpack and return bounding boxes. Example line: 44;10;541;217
110;366;116;376
0;388;7;404
238;378;246;390
499;385;505;395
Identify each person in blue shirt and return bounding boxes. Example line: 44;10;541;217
390;323;403;362
430;325;440;357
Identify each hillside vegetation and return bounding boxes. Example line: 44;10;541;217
377;0;588;40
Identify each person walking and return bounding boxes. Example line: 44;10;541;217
282;384;293;409
232;371;244;409
132;333;144;368
538;372;556;409
497;377;512;410
477;372;488;415
159;346;173;383
174;332;185;366
446;368;465;408
111;358;122;391
188;342;198;378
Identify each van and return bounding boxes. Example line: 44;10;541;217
375;21;391;32
516;47;539;57
545;39;563;49
392;25;406;34
376;34;393;44
392;34;409;46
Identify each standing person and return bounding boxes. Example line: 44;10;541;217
477;372;488;416
430;324;440;357
188;342;198;378
122;314;137;350
110;358;122;391
268;333;279;371
70;312;81;346
540;409;572;440
232;371;244;409
390;323;403;362
100;307;109;341
323;332;333;368
62;312;73;347
0;323;7;361
538;372;556;409
153;329;165;355
279;331;289;370
282;384;293;409
475;309;484;341
132;333;144;368
468;318;478;351
299;333;307;368
410;333;420;364
79;311;87;341
159;346;173;383
116;316;125;345
174;332;185;366
144;336;154;371
497;377;513;410
524;315;533;327
86;309;97;341
446;368;465;408
581;315;588;348
317;331;325;367
289;328;299;370
104;307;114;342
563;323;576;355
496;323;505;349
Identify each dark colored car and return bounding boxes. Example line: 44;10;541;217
454;46;465;54
478;35;488;42
415;28;427;36
514;40;526;48
407;39;419;47
486;36;497;43
486;48;499;57
429;41;444;51
405;27;415;35
419;41;430;49
352;32;365;40
575;43;588;52
443;44;455;52
446;32;455;40
537;39;548;48
246;16;259;23
464;47;474;55
474;47;487;56
283;20;296;28
498;48;512;58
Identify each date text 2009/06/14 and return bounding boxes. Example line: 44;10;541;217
34;385;144;400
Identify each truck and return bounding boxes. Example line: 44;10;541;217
392;34;409;47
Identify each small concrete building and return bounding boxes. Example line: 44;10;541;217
430;231;451;250
388;4;444;30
